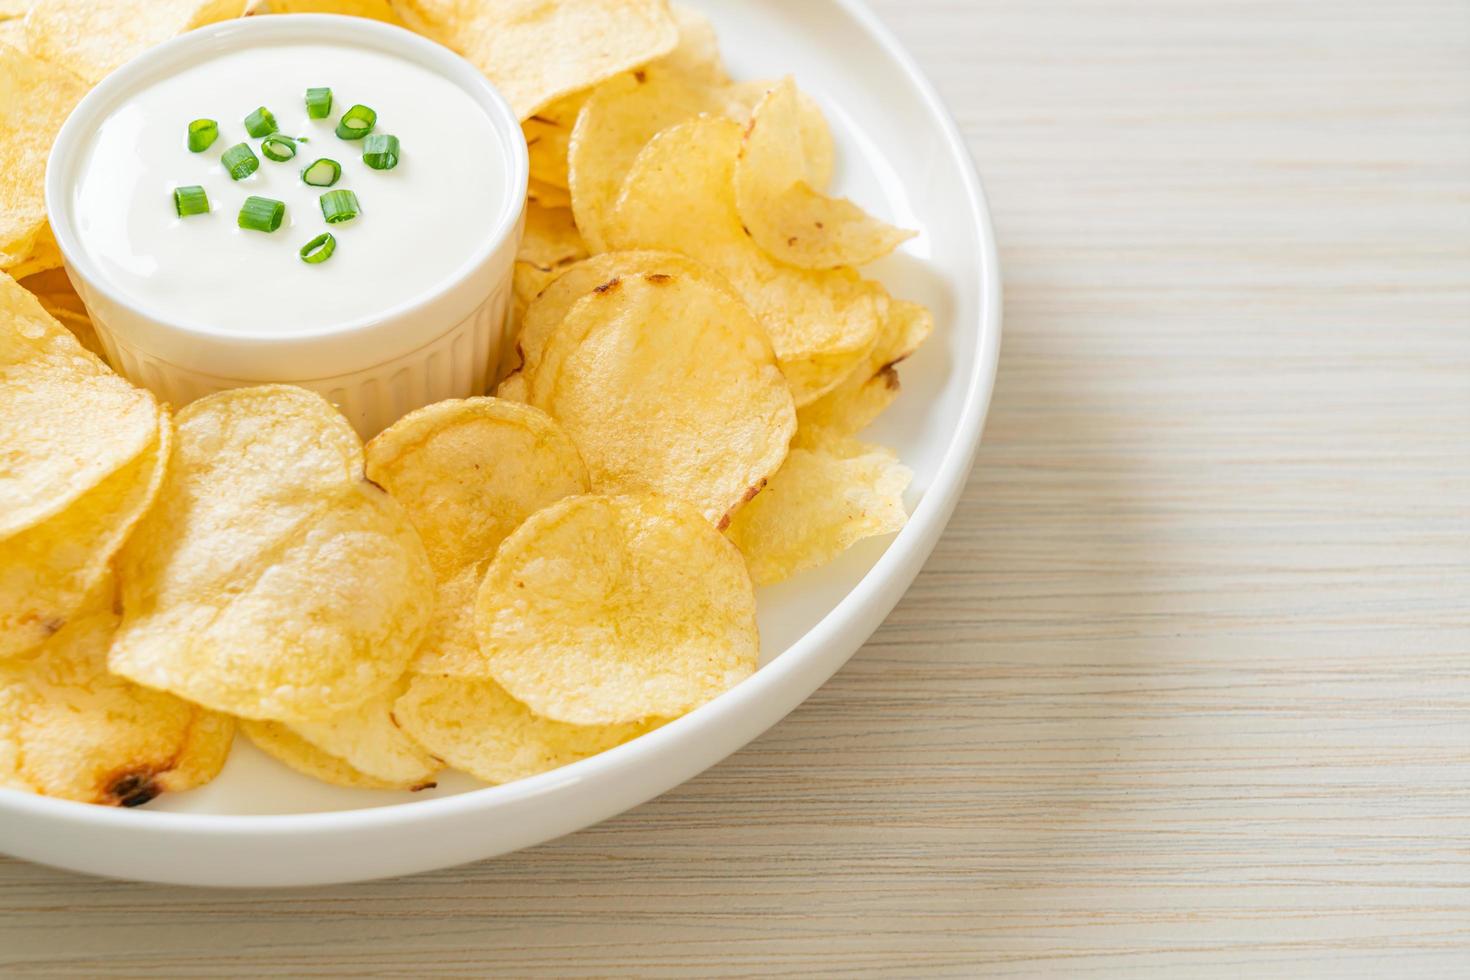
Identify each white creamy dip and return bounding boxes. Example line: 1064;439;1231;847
71;41;508;334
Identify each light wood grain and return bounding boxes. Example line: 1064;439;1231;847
3;0;1468;975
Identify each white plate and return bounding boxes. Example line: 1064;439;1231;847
0;0;1001;886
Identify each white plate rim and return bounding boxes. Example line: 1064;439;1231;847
0;0;1002;882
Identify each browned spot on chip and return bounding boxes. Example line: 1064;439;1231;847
633;69;647;83
644;273;674;284
41;617;65;637
105;769;162;808
528;114;555;124
787;236;798;246
410;781;438;792
363;476;388;494
877;364;901;390
593;276;623;294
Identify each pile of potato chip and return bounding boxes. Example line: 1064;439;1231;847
0;0;932;803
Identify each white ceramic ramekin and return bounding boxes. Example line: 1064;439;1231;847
45;15;528;438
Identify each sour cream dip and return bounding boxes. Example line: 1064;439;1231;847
47;15;527;437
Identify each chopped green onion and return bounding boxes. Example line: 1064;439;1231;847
301;157;341;187
238;195;285;232
319;189;360;224
173;185;209;217
221;142;259;180
299;232;336;264
335;104;376;140
362;134;399;170
244;106;278;138
261;134;297;162
305;87;332;119
187;118;218;153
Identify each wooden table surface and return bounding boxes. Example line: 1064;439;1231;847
4;1;1468;975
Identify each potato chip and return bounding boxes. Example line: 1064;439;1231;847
512;249;738;385
17;265;102;357
522;89;587;189
736;79;914;269
514;200;587;307
795;298;933;444
23;0;247;85
243;0;400;20
526;177;572;210
496;371;527;402
0;1;29;19
364;397;589;674
395;674;657;784
0;271;159;540
0;18;23;47
0;45;87;274
525;269;794;528
658;4;726;87
109;385;435;723
242;718;405;790
1;413;168;659
475;493;757;724
604;115;888;405
0;578;234;806
241;679;438;789
390;0;678;120
721;79;835;190
726;438;911;585
567;65;721;251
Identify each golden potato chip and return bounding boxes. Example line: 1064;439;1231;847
0;45;87;274
0;18;23;47
496;371;528;402
512;249;738;385
526;176;572;210
736;79;914;269
567;65;720;252
522;89;587;189
395;674;658;784
514;200;587;306
364;397;589;674
0;271;159;540
110;385;435;723
795;298;933;444
475;493;758;724
17;265;103;358
1;413;169;659
241;680;438;789
242;718;405;790
721;79;834;190
243;0;400;20
604;116;888;405
657;4;726;87
726;438;911;585
23;0;247;85
525;269;794;528
0;578;234;806
365;397;588;577
390;0;678;120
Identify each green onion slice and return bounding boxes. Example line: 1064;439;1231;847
317;189;357;224
244;106;278;138
187;118;218;153
173;185;209;217
319;189;360;224
362;134;399;170
261;134;297;162
301;157;342;187
221;142;259;180
299;232;336;264
306;87;332;119
238;195;285;232
335;104;376;140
